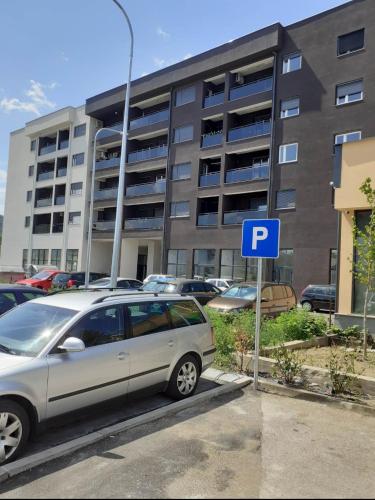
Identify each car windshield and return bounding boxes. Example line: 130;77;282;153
0;303;77;357
142;282;177;293
31;271;52;280
221;286;257;300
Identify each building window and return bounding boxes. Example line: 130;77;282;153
68;211;81;225
273;249;294;284
279;143;298;164
31;249;49;266
72;153;85;166
330;249;337;285
337;29;364;56
170;201;190;218
282;53;302;74
70;182;83;196
280;98;300;119
173;125;193;144
26;191;32;203
193;249;216;279
276;189;296;210
167;249;187;277
336;80;363;105
24;216;30;228
220;249;257;281
74;124;87;138
28;165;34;177
335;131;362;145
51;249;61;268
175;86;196;107
171;162;192;181
353;211;374;315
66;249;79;272
30;139;36;152
22;249;28;270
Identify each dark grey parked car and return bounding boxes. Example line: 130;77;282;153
0;285;46;315
300;284;336;312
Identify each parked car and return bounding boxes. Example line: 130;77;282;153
142;279;221;305
16;270;64;291
52;272;108;290
207;282;297;315
0;285;46;316
80;277;143;290
300;284;336;312
206;278;235;291
0;290;215;464
143;274;175;284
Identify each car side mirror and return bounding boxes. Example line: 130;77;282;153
58;337;85;353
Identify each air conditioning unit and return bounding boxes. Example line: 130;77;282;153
235;73;244;84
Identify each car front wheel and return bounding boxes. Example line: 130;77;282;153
301;301;313;312
0;400;30;465
166;355;200;400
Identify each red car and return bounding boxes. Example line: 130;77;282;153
16;270;64;291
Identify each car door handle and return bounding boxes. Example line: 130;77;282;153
117;352;129;361
168;340;174;347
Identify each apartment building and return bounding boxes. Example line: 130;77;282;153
1;0;374;293
0;106;96;273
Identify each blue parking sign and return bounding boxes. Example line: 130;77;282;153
241;219;280;259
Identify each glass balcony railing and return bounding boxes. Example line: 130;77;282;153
33;224;50;234
128;145;168;163
201;132;223;148
223;208;268;225
95;157;121;171
129;109;169;130
203;92;225;108
39;144;56;156
54;196;66;206
125;217;164;230
58;140;69;150
225;164;270;184
94;188;119;201
52;224;64;233
93;220;116;231
228;120;271;142
35;198;52;208
126;179;166;198
56;168;67;178
37;171;54;182
199;172;220;187
229;76;273;101
197;213;218;226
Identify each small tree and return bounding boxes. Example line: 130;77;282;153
351;178;375;358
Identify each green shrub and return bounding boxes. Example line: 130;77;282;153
205;308;236;368
271;345;305;385
326;347;360;396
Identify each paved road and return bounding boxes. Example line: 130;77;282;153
1;388;375;499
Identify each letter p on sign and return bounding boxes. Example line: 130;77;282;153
252;227;268;250
241;219;280;259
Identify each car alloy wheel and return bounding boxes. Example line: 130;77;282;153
177;362;198;396
302;301;313;312
0;412;22;463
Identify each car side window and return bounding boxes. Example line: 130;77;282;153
0;292;17;312
117;280;129;288
262;287;273;301
284;286;294;298
129;280;141;289
189;282;206;293
127;301;170;338
19;292;44;302
272;286;285;300
67;306;124;348
181;284;191;293
168;300;206;328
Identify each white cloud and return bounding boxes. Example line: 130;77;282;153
0;80;57;116
157;27;170;39
61;51;69;62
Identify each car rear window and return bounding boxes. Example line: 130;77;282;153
272;286;285;300
128;302;170;337
284;286;294;298
167;300;206;328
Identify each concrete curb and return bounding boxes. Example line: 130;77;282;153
0;376;250;483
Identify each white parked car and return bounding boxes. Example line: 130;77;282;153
0;290;215;464
143;274;175;284
206;278;235;291
79;277;143;290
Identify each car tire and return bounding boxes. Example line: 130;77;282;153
166;355;200;400
0;399;30;465
301;301;313;312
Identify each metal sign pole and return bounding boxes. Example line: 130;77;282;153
254;257;262;391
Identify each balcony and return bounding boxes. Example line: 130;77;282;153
58;140;69;150
94;188;119;201
93;220;116;231
203;92;225;109
197;213;218;226
96;157;121;171
39;144;56;156
128;145;168;163
33;224;50;234
129;109;169;130
223;208;267;225
229;76;273;101
228;120;271;142
225;164;270;184
201;132;223;148
125;217;164;231
37;171;54;182
126;179;166;198
52;223;64;234
199;172;220;187
56;168;67;178
54;196;66;206
35;198;52;208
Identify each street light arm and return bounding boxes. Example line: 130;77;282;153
111;0;134;56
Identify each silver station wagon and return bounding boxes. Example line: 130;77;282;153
0;291;216;464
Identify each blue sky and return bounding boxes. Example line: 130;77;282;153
0;0;349;214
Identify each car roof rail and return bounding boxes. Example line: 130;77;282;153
92;291;160;304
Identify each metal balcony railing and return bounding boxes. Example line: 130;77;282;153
37;171;54;182
197;213;218;226
228;120;271;142
199;172;220;187
33;224;51;234
126;179;166;197
129;109;169;130
125;217;164;230
201;131;223;148
225;164;270;184
223;208;268;225
95;157;121;171
35;198;52;208
93;220;116;231
229;76;273;101
203;92;225;108
94;188;119;201
39;144;56;156
128;145;168;163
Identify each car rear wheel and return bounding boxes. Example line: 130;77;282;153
166;355;200;400
301;301;313;312
0;400;30;465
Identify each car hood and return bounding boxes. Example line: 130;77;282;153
0;353;32;373
207;296;254;311
16;278;40;286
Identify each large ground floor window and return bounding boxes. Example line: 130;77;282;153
51;249;62;269
330;249;337;285
272;249;294;284
167;249;187;277
220;249;257;281
66;249;79;272
353;211;375;315
193;249;216;279
31;249;48;266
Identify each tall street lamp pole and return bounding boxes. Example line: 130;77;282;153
109;0;134;288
